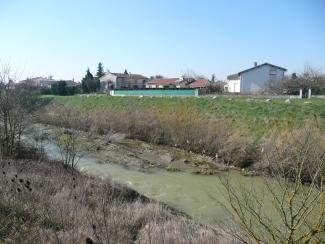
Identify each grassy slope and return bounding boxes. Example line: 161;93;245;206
41;95;325;136
0;158;221;243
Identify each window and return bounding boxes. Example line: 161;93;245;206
269;68;277;80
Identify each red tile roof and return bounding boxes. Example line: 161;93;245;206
147;78;179;85
189;79;209;88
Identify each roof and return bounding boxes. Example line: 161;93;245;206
111;73;148;79
189;79;209;88
238;63;287;75
147;78;180;85
227;74;240;80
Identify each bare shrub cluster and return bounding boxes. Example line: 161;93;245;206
0;158;222;243
39;102;258;168
0;62;36;157
219;128;325;243
260;126;325;182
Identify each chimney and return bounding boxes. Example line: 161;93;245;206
254;62;257;67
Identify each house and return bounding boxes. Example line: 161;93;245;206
226;62;287;93
146;78;181;88
19;76;78;88
189;79;209;88
99;71;148;90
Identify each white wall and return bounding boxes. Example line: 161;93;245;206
227;79;241;92
100;73;117;83
240;65;285;93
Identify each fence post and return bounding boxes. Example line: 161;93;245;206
299;88;303;99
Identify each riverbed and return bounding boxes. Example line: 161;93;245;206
23;124;280;226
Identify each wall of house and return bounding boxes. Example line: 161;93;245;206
117;78;147;89
227;79;241;93
240;65;270;93
240;65;284;93
146;84;157;88
101;73;117;83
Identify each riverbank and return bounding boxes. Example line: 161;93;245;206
0;157;226;243
21;123;263;227
40;95;325;134
27;123;228;175
37;95;325;182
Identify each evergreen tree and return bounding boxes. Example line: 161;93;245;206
51;81;67;95
124;69;128;74
211;73;216;83
96;62;105;78
81;68;95;93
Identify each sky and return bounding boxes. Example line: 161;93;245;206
0;0;324;81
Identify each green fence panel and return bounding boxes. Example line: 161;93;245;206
113;89;198;96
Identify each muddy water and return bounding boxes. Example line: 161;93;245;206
24;126;277;226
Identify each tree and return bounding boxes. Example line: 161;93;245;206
124;69;128;75
0;61;36;156
155;74;163;79
270;65;325;95
219;127;325;243
206;82;223;94
96;62;105;78
53;105;83;169
51;81;67;95
211;74;216;83
81;68;97;93
56;128;80;169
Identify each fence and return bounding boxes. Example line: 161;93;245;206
111;89;199;96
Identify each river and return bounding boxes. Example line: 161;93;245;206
23;125;280;226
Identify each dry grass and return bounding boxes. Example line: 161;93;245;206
259;126;325;182
38;102;256;167
0;158;224;243
38;102;325;179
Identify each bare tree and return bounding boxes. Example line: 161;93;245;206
56;128;81;169
53;105;84;169
269;65;325;95
218;127;325;243
0;61;35;156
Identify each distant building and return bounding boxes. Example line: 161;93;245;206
19;76;78;88
99;71;148;90
146;78;181;88
225;62;287;93
189;79;210;88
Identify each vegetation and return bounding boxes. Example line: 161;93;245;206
96;62;105;78
219;128;325;243
50;80;80;96
81;68;99;93
270;65;325;96
0;63;37;156
40;95;325;135
0;157;222;243
0;63;225;243
38;95;325;179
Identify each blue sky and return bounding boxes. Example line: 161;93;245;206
1;0;324;81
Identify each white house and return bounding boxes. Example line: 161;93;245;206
99;71;148;90
226;62;287;93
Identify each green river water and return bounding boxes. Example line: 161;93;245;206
35;135;278;226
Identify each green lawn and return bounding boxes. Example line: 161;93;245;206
40;95;325;136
